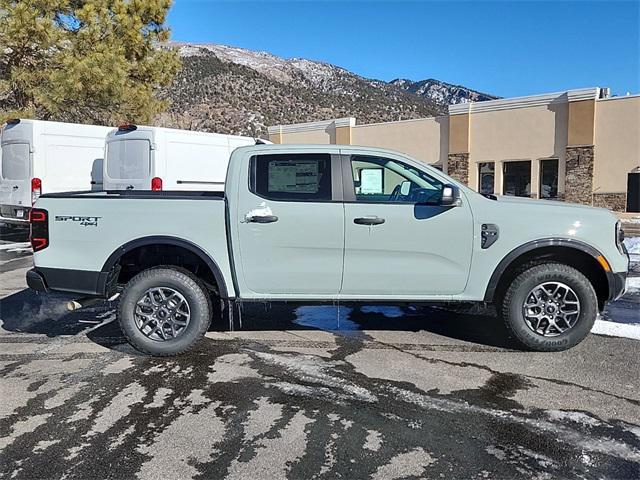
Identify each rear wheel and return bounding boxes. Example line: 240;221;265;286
500;263;597;351
117;267;212;356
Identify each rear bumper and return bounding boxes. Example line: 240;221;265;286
26;267;108;297
607;270;627;302
0;205;30;224
0;214;29;226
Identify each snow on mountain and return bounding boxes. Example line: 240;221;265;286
390;78;499;105
160;42;496;137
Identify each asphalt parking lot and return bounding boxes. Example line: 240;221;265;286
1;227;639;479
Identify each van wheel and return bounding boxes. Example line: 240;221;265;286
117;267;212;356
500;263;597;352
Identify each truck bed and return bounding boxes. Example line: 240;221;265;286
40;190;226;200
32;190;234;296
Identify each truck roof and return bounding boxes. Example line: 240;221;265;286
231;143;425;159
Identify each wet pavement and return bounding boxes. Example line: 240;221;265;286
1;226;639;479
1;267;639;479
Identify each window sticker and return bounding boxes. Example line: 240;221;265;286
360;168;383;194
268;160;319;193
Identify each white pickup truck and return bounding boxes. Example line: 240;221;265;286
27;145;629;355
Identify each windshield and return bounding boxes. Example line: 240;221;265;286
106;139;150;179
1;143;30;180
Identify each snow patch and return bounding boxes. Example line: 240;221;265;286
253;351;377;403
244;202;273;222
626;276;640;293
625;236;640;255
0;242;29;251
591;319;640;340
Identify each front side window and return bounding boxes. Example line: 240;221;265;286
1;143;30;180
478;162;495;195
251;153;332;201
351;155;443;205
503;161;531;197
540;159;559;199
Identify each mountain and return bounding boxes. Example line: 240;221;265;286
390;78;498;105
158;43;496;137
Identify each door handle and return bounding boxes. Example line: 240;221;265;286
12;185;19;190
354;216;385;226
247;214;278;224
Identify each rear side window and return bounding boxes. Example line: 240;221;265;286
106;140;150;179
1;143;30;180
250;154;332;201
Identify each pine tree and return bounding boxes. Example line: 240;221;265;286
0;0;181;124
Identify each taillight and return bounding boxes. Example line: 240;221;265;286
31;177;42;205
151;177;163;191
29;208;49;252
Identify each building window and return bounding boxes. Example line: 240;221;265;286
503;161;531;197
478;162;495;194
540;159;559;199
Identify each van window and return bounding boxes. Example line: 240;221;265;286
251;154;332;201
1;143;30;180
106;140;150;179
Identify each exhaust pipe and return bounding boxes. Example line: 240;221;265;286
66;292;121;311
67;297;105;311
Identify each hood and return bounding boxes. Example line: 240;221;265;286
493;195;606;212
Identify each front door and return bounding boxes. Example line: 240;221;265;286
341;153;473;298
236;152;344;297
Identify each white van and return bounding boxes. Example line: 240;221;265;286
0;119;112;225
103;125;266;191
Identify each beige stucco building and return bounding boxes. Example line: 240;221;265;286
268;87;640;212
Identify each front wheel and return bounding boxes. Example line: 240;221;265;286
500;263;598;351
117;267;212;356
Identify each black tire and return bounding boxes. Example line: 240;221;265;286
500;263;597;352
117;266;212;356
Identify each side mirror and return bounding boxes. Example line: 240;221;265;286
441;184;461;207
400;181;411;196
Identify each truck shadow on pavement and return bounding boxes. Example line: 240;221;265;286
0;289;516;350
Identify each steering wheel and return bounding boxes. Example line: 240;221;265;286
389;184;403;202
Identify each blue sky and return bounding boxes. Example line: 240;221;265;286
168;1;639;98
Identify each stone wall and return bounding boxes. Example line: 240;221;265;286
592;193;627;212
447;153;470;185
564;146;594;205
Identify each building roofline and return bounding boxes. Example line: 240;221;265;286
448;87;601;115
267;117;355;135
353;115;449;128
596;93;640;102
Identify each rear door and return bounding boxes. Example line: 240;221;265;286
104;137;152;190
340;152;473;298
235;151;345;297
1;142;31;212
